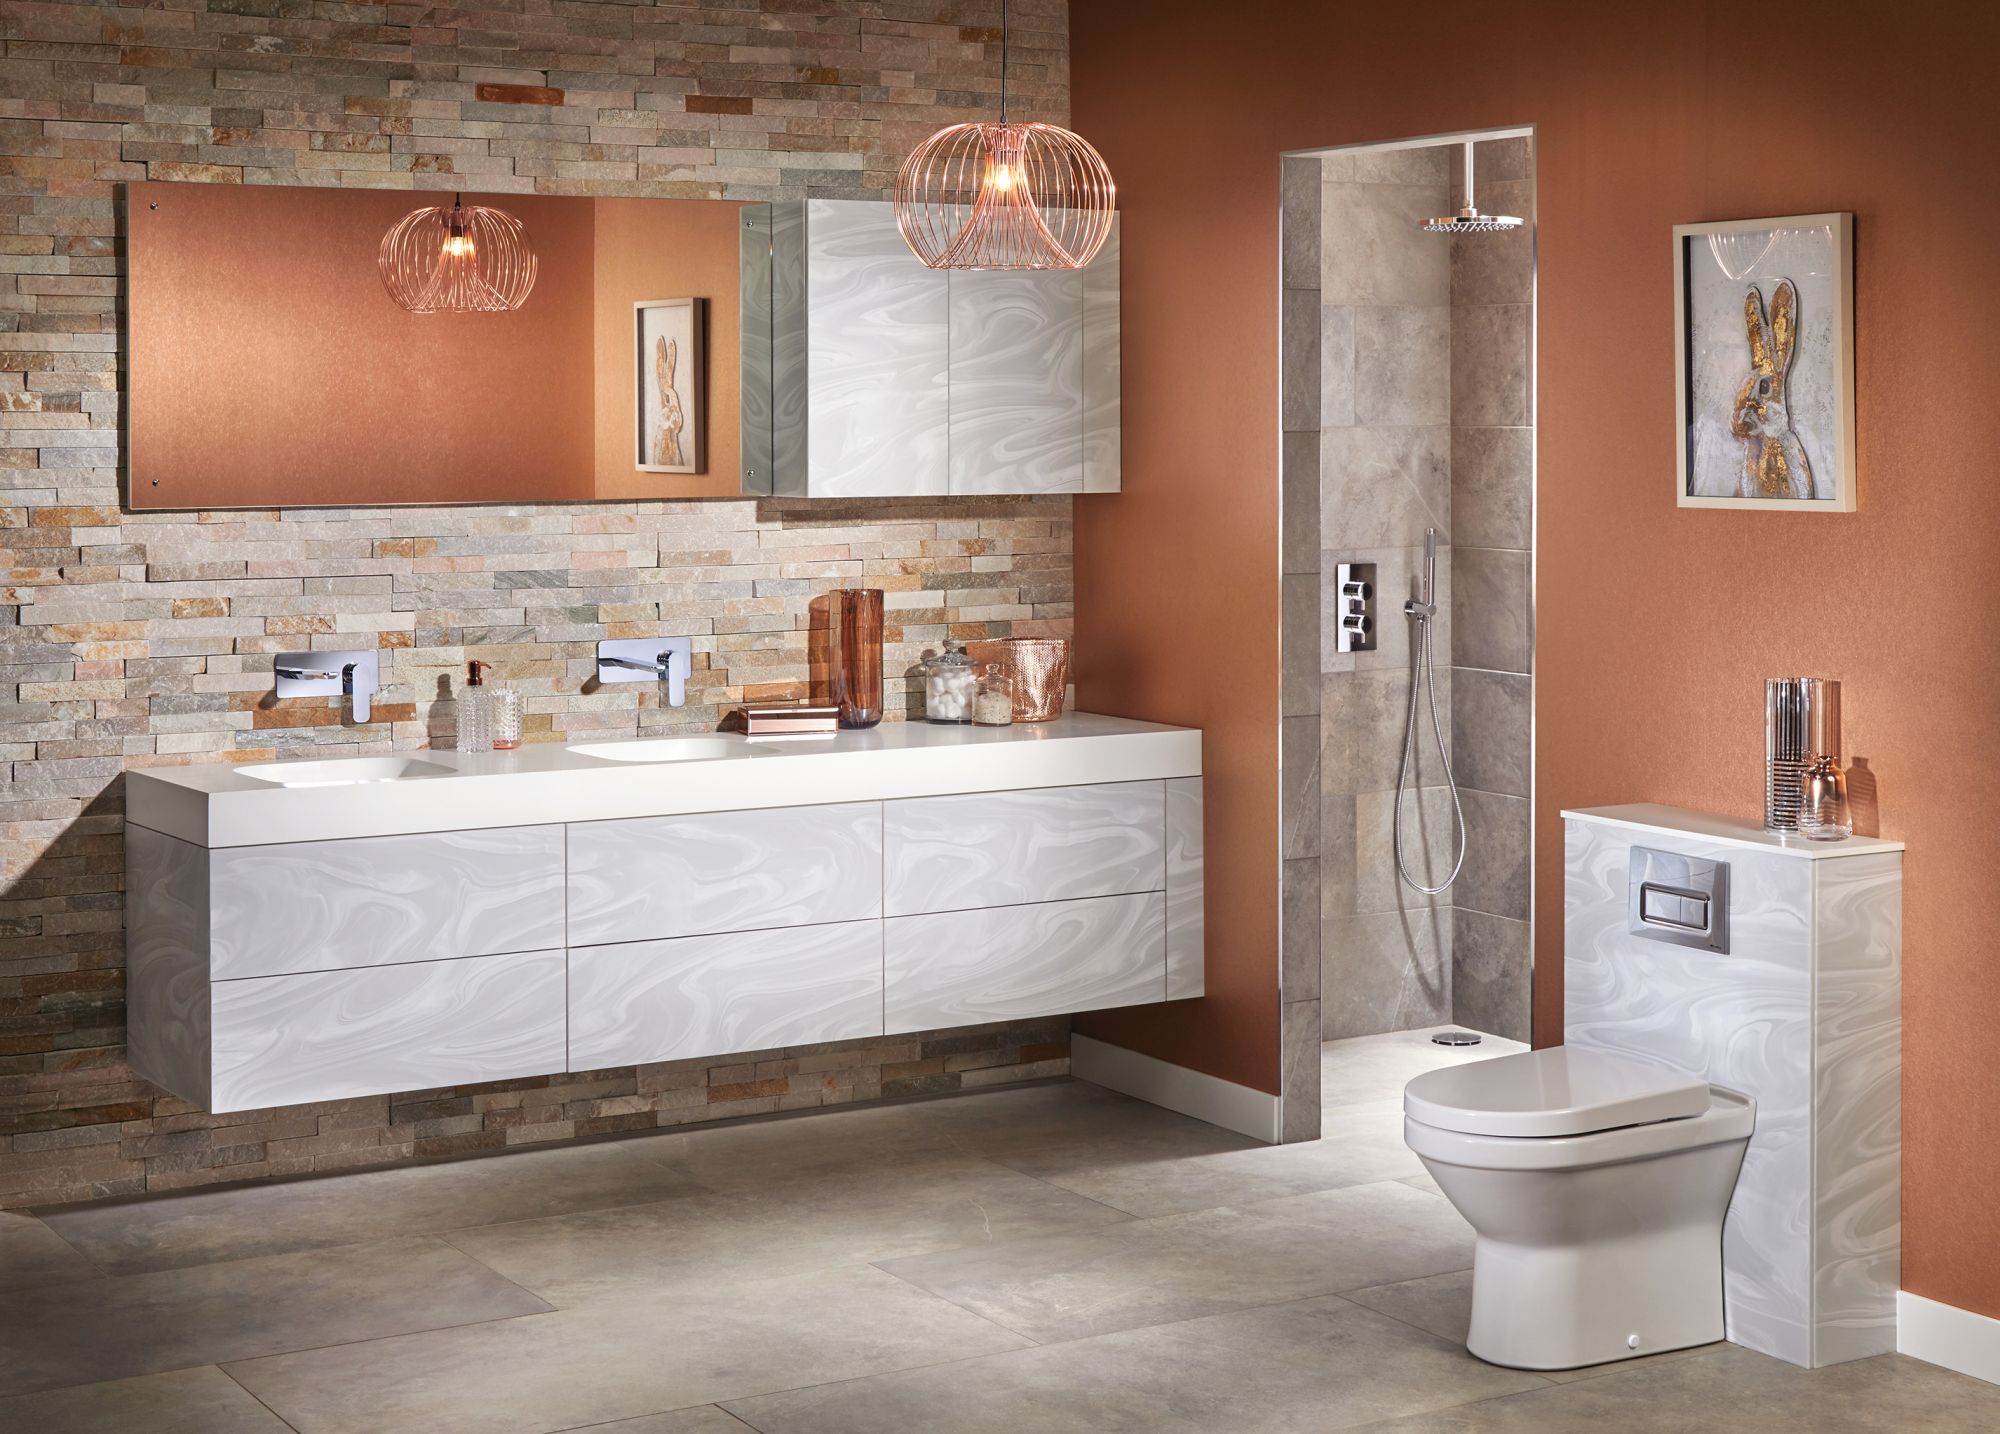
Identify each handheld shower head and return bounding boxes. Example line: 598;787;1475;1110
1406;527;1440;620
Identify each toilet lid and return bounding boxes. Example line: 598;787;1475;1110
1404;1047;1711;1138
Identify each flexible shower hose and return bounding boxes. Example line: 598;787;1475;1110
1392;599;1468;895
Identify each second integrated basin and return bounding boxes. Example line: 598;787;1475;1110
566;736;768;764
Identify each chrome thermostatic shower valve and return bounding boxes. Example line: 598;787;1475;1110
1334;561;1376;653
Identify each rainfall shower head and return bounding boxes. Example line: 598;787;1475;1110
1420;213;1523;233
1420;141;1523;234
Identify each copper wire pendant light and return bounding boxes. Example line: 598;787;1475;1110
893;0;1114;271
379;194;538;314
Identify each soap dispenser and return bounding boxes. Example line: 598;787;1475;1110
461;661;493;754
463;660;522;752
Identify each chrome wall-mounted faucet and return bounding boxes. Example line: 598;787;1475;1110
275;649;381;724
596;636;692;708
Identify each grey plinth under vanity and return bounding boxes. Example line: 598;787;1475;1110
124;715;1202;1115
1564;804;1902;1369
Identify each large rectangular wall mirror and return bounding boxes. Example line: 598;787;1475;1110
126;182;748;508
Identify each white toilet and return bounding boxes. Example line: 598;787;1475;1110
1403;1045;1754;1371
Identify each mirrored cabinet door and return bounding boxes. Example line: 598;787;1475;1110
741;199;1121;498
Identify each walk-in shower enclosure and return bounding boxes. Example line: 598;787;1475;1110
1277;133;1537;1119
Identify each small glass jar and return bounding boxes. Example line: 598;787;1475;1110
923;645;975;724
972;663;1014;727
488;687;523;750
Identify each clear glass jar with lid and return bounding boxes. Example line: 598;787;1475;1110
923;645;975;723
972;662;1014;726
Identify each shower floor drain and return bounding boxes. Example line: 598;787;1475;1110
1430;1030;1482;1047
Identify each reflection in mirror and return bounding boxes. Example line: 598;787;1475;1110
126;182;746;508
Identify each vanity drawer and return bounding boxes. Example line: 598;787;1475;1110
883;781;1165;917
568;920;883;1071
884;891;1165;1033
208;949;567;1112
208;826;566;980
566;802;881;947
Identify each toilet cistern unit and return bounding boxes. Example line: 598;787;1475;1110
1403;1046;1754;1371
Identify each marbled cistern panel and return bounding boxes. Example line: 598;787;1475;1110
124;826;212;1106
1564;817;1814;1365
1165;777;1206;1000
569;921;884;1071
885;893;1165;1033
567;802;882;947
884;781;1164;918
948;267;1086;495
207;826;566;980
804;199;949;497
1811;851;1903;1364
1564;812;1902;1368
210;950;568;1113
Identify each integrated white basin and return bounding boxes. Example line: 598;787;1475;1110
566;736;767;764
236;757;456;789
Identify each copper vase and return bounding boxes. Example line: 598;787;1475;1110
831;588;884;729
966;637;1068;722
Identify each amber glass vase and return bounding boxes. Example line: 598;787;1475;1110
831;588;884;729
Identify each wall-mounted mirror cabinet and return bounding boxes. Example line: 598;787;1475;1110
126;184;1120;509
740;200;1121;498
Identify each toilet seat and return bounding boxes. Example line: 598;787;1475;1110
1406;1088;1755;1171
1404;1046;1711;1138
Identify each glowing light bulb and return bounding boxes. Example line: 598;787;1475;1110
443;231;473;259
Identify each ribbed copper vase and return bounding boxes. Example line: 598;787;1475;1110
831;588;884;729
967;638;1068;722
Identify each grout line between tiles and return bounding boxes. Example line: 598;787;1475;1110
217;1364;309;1434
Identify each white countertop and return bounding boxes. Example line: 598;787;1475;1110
128;713;1202;848
1562;803;1903;860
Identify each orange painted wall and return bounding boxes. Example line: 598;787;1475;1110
1071;0;2000;1320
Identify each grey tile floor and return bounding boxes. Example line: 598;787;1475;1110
5;1027;1997;1432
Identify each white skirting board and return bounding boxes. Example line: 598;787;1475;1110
1071;1033;1282;1143
1898;1292;2000;1387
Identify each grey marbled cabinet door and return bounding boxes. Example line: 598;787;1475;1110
209;949;567;1112
1081;216;1122;492
569;920;884;1070
125;825;213;1106
884;781;1164;918
567;802;882;947
948;265;1085;494
1164;776;1206;1000
806;198;949;497
885;892;1166;1033
208;826;566;980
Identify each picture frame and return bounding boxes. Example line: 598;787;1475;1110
634;296;705;475
1673;213;1854;512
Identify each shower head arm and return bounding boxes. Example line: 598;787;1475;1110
1461;141;1476;214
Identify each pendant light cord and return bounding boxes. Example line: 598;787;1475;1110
999;0;1009;123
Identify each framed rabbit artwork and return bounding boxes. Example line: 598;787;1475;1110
635;296;707;475
1673;213;1855;511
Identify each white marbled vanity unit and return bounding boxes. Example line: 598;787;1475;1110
1564;805;1902;1369
125;715;1202;1114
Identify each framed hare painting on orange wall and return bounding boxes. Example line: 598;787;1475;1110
1674;213;1855;512
636;296;707;475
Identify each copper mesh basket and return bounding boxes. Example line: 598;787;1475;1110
967;638;1068;722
